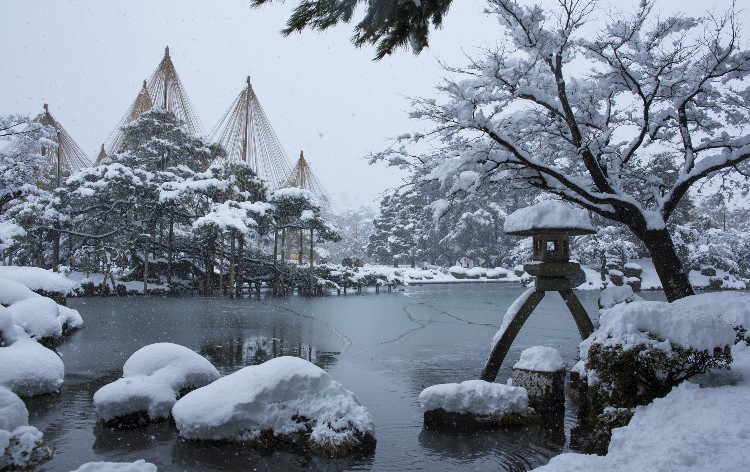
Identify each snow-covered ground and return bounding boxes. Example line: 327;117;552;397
535;292;750;471
94;343;221;422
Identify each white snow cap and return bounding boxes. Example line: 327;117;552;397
0;386;45;470
513;346;565;372
70;460;157;472
0;266;78;295
418;380;528;416
0;278;40;306
172;356;374;449
94;343;220;422
599;285;642;310
504;200;594;235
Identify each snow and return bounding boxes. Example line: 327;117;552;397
513;346;564;372
531;341;750;472
172;356;374;450
598;285;642;310
581;300;736;358
0;386;45;470
70;460;157;472
418;380;529;416
504;200;594;235
7;297;62;340
0;266;78;295
0;277;39;305
671;292;750;332
0;334;65;397
94;343;220;422
492;287;536;348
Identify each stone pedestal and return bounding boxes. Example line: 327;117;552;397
512;368;565;413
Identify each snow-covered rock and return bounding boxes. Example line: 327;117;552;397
0;266;78;295
172;356;375;454
70;459;158;472
513;346;564;372
0;386;50;469
418;380;528;416
0;308;64;397
7;297;63;340
94;343;221;422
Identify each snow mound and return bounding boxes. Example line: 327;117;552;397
504;200;594;235
172;356;375;454
0;309;64;397
71;459;158;472
514;346;564;372
0;278;40;306
580;300;736;366
0;387;47;470
7;297;63;340
0;266;78;295
418;380;528;416
598;285;642;310
94;343;221;422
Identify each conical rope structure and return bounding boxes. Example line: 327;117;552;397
103;46;203;159
286;151;336;216
209;77;292;190
36;104;91;187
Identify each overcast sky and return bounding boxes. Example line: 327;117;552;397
1;0;744;211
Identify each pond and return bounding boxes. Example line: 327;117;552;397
28;283;666;471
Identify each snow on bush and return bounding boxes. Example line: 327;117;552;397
597;285;642;310
0;277;39;306
0;386;50;469
0;307;64;397
172;356;375;455
579;299;735;411
670;292;750;343
513;346;564;372
418;380;528;417
70;459;157;472
94;343;221;423
0;266;78;295
7;297;63;340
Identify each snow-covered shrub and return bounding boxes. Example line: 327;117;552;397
0;386;52;469
580;300;736;411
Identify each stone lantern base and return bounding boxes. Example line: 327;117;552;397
512;367;565;413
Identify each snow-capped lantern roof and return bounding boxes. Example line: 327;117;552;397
503;200;595;236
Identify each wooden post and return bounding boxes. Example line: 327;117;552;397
143;238;149;296
219;233;224;295
167;210;174;285
229;233;235;298
309;228;314;295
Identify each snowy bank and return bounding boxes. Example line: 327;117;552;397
0;386;51;469
172;356;375;455
0;307;64;397
533;341;750;472
94;343;220;423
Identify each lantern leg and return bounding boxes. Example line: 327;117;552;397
480;291;546;382
559;289;595;339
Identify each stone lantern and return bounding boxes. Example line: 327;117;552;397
480;200;596;382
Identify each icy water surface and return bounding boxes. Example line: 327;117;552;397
29;283;666;471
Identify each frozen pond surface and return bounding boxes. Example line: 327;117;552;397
29;283;666;471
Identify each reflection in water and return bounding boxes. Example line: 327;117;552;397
200;333;340;374
93;421;175;453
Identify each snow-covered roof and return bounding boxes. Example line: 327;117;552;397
503;200;595;236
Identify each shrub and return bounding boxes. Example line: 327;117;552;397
585;339;732;410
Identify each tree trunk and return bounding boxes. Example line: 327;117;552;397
143;239;149;296
236;234;244;298
219;234;224;295
299;229;303;266
229;233;235;298
640;227;695;302
167;211;174;285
